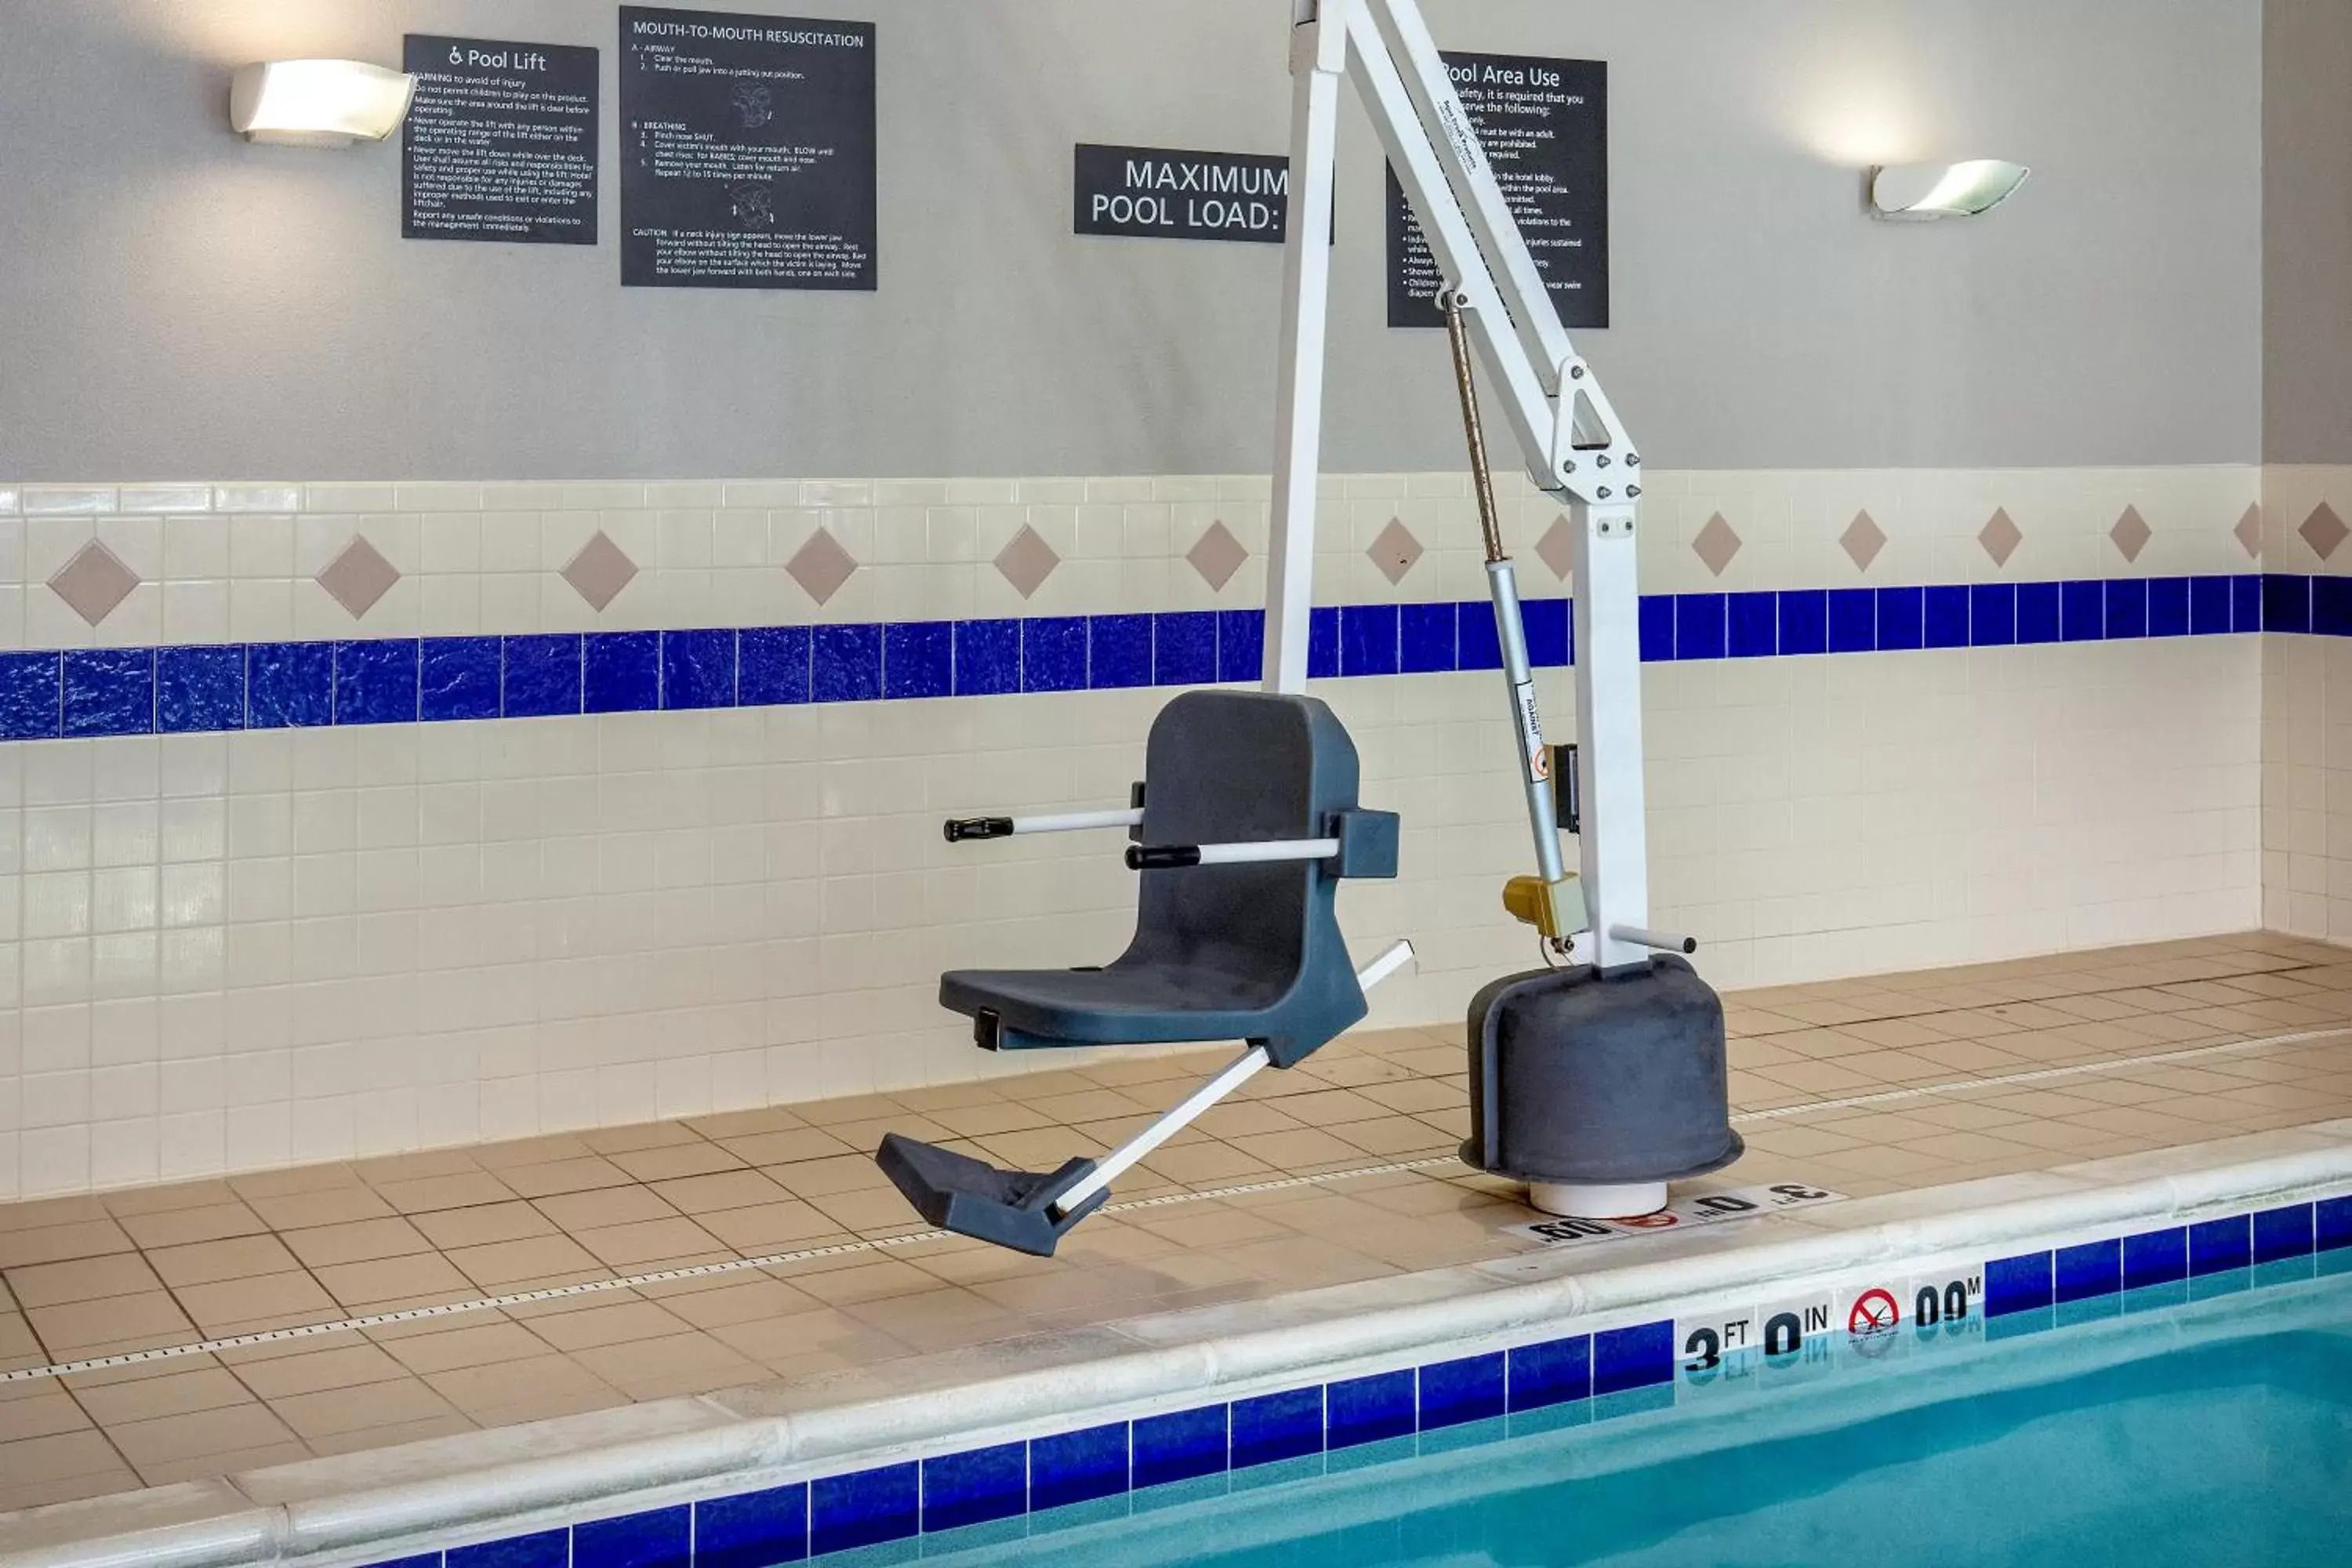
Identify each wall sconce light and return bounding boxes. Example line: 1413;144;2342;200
1868;160;2031;221
229;60;416;147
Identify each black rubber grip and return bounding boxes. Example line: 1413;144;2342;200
1125;844;1203;871
945;816;1015;844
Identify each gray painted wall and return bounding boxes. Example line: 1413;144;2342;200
2265;0;2352;465
0;0;2261;481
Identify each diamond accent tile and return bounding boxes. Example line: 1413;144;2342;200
315;535;401;620
1691;512;1742;578
786;526;859;606
2235;504;2263;561
1185;521;1249;593
1535;514;1577;582
47;540;140;626
2109;506;2151;564
1980;508;2023;568
994;524;1062;600
1368;517;1424;586
2301;503;2348;563
1838;510;1886;573
561;531;640;612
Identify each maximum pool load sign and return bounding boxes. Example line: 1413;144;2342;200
1074;145;1293;242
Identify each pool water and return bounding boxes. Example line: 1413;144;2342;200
931;1273;2352;1567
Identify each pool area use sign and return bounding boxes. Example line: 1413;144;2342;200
619;7;877;289
1074;146;1291;243
402;36;599;244
1388;52;1607;328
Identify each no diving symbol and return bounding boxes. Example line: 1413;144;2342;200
1849;1288;1900;1337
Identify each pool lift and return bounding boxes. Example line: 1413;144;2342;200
875;0;1740;1256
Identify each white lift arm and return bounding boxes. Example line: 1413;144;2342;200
1266;0;1661;975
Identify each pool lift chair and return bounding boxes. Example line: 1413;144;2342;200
876;0;1739;1256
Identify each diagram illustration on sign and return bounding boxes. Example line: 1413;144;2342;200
1387;50;1607;328
619;6;877;290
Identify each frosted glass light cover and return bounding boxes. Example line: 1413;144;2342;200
1869;160;2031;220
229;60;416;146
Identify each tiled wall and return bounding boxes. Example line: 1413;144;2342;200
2260;467;2352;942
0;466;2267;1200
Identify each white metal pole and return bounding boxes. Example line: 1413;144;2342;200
1263;2;1348;695
1049;938;1414;1215
1573;502;1653;972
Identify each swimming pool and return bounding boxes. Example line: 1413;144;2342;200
916;1268;2352;1567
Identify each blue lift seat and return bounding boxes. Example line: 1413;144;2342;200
877;689;1399;1254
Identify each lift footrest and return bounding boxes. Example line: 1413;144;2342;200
874;1134;1107;1258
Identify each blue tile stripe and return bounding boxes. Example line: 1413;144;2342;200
394;1189;2347;1565
0;573;2300;743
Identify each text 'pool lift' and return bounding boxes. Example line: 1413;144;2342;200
876;0;1740;1256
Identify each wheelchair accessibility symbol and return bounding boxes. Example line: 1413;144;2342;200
1849;1288;1900;1335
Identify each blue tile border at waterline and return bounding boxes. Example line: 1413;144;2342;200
362;1189;2350;1568
0;572;2299;742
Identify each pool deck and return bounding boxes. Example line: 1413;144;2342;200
3;930;2350;1519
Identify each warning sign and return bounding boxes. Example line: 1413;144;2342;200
1847;1287;1901;1336
1507;1181;1846;1248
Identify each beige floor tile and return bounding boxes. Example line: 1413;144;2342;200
313;1252;477;1309
779;1257;946;1306
306;1412;478;1456
0;1220;136;1270
147;1233;303;1289
468;1134;601;1170
105;1400;297;1467
1327;1114;1454;1157
922;1100;1059;1139
100;1180;241;1218
608;1143;747;1182
171;1271;339;1334
0;1388;90;1443
1225;1127;1374;1170
524;1300;693;1352
694;1201;850;1254
572;1217;726;1268
684;1106;810;1138
535;1185;677;1231
495;1156;641;1200
245;1186;395;1231
377;1319;551;1375
648;1170;792;1215
370;1172;518;1214
656;1277;818;1331
0;1197;114;1234
765;1153;895;1198
716;1127;856;1166
579;1120;709;1154
0;1468;143;1512
565;1331;767;1401
268;1376;463;1440
222;1341;413;1399
68;1367;252;1427
28;1290;195;1356
136;1439;314;1486
117;1203;268;1250
0;1428;124;1486
4;1250;164;1308
279;1216;437;1269
462;1383;633;1431
445;1233;610;1289
1132;1140;1277;1187
225;1164;363;1200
